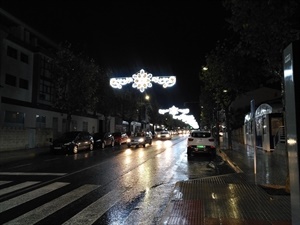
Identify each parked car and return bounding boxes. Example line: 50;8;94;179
156;130;172;140
112;132;129;145
187;130;216;159
127;131;152;147
93;132;115;149
50;131;94;154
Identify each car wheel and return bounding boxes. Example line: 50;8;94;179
143;143;146;147
73;146;78;154
127;144;131;148
101;142;105;149
149;140;152;145
89;143;94;151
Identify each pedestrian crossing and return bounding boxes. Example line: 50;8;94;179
0;178;171;224
0;180;110;224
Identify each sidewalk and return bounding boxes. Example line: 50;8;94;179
160;141;291;225
0;146;49;168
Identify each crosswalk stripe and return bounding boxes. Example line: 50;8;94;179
0;182;69;213
0;172;67;176
4;184;99;225
0;181;12;186
0;181;39;196
63;188;126;225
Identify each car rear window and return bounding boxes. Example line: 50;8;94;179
191;132;211;138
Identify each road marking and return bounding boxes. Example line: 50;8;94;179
9;164;32;169
0;182;69;213
4;184;99;225
0;181;12;186
0;181;39;196
63;188;126;225
0;172;67;176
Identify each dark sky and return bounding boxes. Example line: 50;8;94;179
0;0;228;117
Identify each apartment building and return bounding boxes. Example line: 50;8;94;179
0;8;114;151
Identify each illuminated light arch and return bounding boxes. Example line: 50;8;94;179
159;105;190;116
110;69;176;93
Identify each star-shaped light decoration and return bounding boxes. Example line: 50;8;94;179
159;105;190;115
110;69;176;93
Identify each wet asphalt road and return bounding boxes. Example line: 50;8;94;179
0;135;235;224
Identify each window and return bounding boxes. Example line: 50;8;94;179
263;117;267;134
83;121;88;131
20;52;29;63
36;115;46;128
7;46;18;59
4;111;25;127
19;78;29;89
39;79;52;102
5;74;17;87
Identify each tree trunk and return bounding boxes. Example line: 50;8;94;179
225;107;232;150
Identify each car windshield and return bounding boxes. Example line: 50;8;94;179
192;132;211;138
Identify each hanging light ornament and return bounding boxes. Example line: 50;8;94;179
110;69;176;93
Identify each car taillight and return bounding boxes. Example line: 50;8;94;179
208;138;214;142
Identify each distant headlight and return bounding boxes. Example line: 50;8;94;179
138;138;144;142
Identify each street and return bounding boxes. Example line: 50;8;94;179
0;135;234;224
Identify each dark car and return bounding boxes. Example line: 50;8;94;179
112;132;129;145
93;132;115;149
127;131;152;147
50;131;94;154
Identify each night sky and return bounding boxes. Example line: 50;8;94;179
0;0;228;117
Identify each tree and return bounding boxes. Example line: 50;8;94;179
223;0;299;79
200;40;264;149
50;42;100;131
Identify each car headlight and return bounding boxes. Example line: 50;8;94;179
138;138;144;142
157;135;161;138
127;139;131;142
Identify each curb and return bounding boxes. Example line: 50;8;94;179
217;148;243;173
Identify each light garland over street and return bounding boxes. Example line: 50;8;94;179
159;105;199;129
110;69;176;92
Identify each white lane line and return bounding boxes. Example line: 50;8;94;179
44;158;60;162
10;164;32;169
0;181;12;186
0;172;67;176
63;188;126;225
0;181;39;196
4;184;99;225
0;182;69;213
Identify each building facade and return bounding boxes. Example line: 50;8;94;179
0;9;114;151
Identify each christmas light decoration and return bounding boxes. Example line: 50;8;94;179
110;69;176;93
